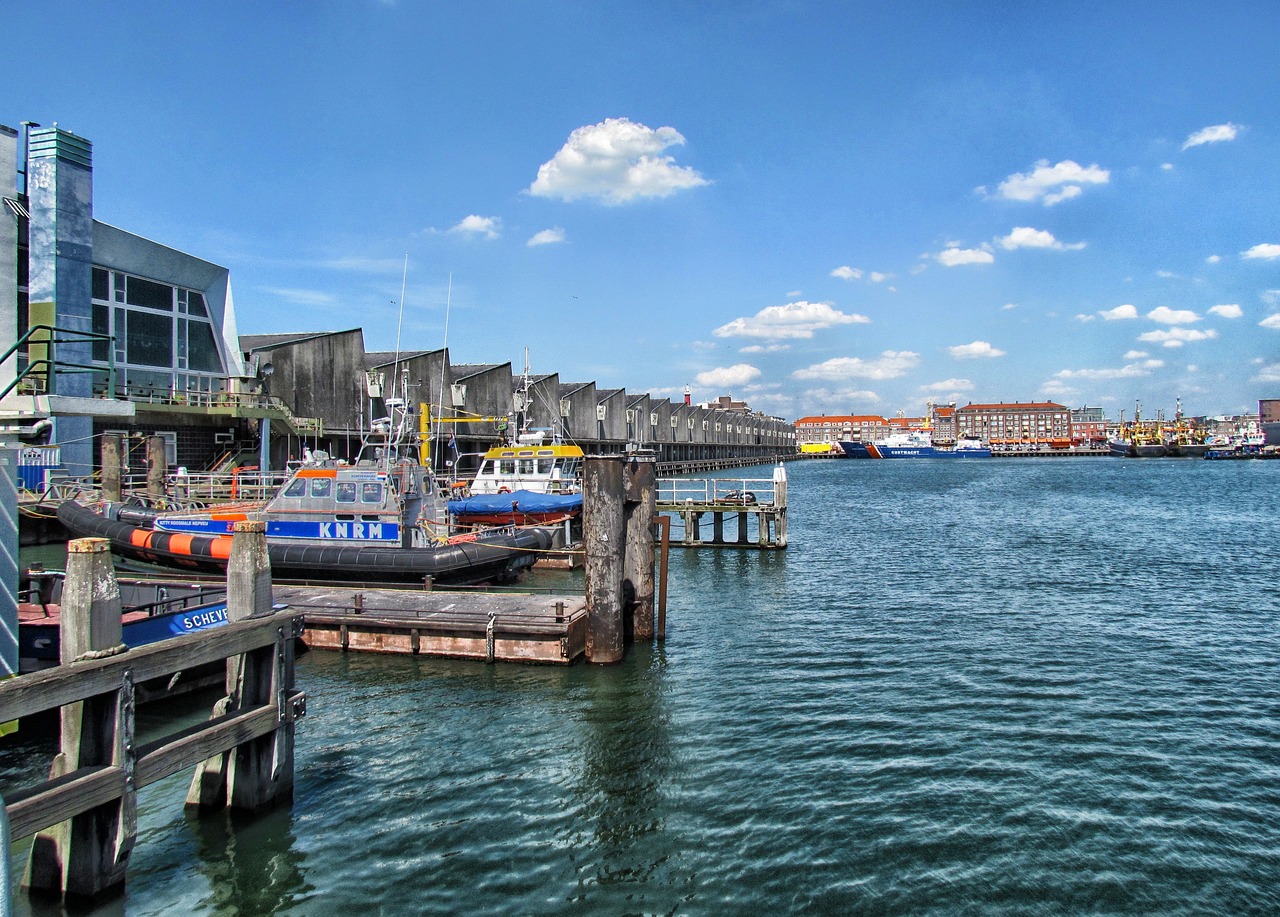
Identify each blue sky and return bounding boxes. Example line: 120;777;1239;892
6;1;1280;420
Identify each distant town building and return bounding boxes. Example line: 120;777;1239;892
794;414;890;447
956;401;1071;446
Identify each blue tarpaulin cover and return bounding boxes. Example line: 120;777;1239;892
448;490;583;516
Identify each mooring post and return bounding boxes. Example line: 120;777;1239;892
100;433;122;503
623;454;657;640
146;435;167;503
25;538;135;902
187;520;294;812
773;465;788;547
584;455;625;663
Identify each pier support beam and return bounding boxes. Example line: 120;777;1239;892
100;434;122;503
623;455;656;640
187;520;294;812
25;538;134;903
146;435;167;503
584;457;625;663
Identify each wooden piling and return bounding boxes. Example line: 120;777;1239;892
100;434;122;503
187;520;294;812
583;456;626;664
146;435;167;502
25;538;134;902
623;456;657;640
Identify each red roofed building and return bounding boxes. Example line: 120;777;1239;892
794;414;890;447
956;401;1071;446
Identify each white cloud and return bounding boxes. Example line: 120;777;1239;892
739;343;790;353
1001;303;1019;311
528;117;708;204
994;159;1110;205
831;266;862;281
527;228;565;247
1208;304;1242;319
261;287;336;307
1260;314;1280;330
1182;123;1242;150
1146;306;1201;324
948;340;1006;359
713;300;870;340
694;364;761;389
1243;243;1280;260
997;226;1086;251
792;351;920;381
450;215;501;239
1256;364;1280;383
1160;163;1175;171
1074;314;1096;322
1122;350;1149;359
936;247;994;267
921;378;974;392
1206;254;1222;264
1099;304;1139;320
1137;328;1219;347
1055;359;1164;380
869;272;889;283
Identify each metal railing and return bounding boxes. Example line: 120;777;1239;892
656;476;777;506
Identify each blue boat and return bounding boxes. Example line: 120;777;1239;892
840;431;991;459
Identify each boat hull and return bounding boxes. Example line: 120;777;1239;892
839;441;991;459
58;500;553;585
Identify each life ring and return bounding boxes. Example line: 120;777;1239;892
497;486;511;494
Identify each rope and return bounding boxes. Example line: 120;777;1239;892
76;643;128;661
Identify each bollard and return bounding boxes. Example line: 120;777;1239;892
100;434;122;504
623;455;657;640
25;538;135;902
583;456;626;663
146;435;167;503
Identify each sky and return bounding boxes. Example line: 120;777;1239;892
5;1;1280;421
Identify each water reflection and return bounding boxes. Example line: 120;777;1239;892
186;807;311;916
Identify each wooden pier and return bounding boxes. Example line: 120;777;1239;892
279;584;588;664
655;465;788;549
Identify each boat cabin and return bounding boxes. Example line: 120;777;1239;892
469;441;584;495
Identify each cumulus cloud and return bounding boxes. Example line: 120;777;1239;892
936;247;994;267
1182;123;1242;150
792;351;920;381
1146;306;1201;324
1100;304;1139;320
1074;314;1096;322
831;266;863;280
450;215;501;239
1137;328;1219;347
1122;350;1149;359
694;364;761;389
1055;359;1164;380
528;117;708;204
1206;254;1222;264
739;343;790;353
948;340;1005;359
1243;243;1280;260
713;300;870;340
921;378;974;392
1260;314;1280;330
992;159;1110;205
1256;364;1280;383
1208;304;1242;319
997;226;1086;251
527;228;565;247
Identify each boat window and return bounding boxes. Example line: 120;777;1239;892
536;459;554;474
360;482;383;504
336;482;357;503
310;478;332;498
498;459;516;475
518;459;536;475
283;478;307;498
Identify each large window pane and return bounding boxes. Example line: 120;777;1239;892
126;276;173;311
187;291;209;317
92;302;110;361
126;310;173;366
92;268;110;301
187;321;222;372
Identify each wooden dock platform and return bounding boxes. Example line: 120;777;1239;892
275;584;588;665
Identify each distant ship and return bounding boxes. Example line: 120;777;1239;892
840;431;992;459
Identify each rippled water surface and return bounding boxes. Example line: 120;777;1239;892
7;458;1280;915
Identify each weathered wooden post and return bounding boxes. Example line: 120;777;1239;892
146;435;166;503
100;433;122;503
25;538;135;902
187;520;295;811
623;454;656;640
583;456;626;663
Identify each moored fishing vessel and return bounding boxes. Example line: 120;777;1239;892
840;431;991;459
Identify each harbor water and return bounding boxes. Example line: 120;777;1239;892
5;457;1280;915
